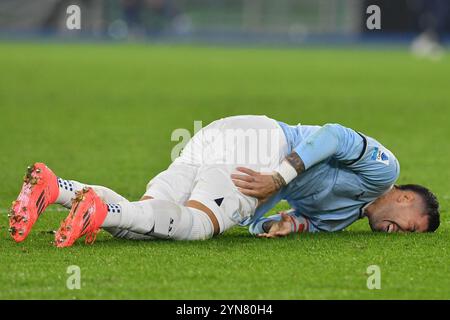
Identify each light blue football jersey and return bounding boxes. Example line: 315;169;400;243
242;121;400;233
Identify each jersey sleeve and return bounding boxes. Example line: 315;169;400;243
293;123;400;193
293;123;366;169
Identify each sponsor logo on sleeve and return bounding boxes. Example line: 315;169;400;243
371;147;390;165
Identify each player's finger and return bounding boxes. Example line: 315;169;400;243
257;233;275;238
236;167;258;176
230;174;255;183
232;179;255;189
257;233;268;238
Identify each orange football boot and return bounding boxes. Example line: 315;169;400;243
55;187;108;248
9;163;59;242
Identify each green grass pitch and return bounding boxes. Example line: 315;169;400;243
0;42;449;299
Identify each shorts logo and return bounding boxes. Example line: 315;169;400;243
371;147;390;165
214;198;224;207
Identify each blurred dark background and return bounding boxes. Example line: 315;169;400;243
0;0;448;44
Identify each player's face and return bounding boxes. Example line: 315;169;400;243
367;191;429;233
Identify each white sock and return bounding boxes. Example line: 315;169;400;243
101;199;214;240
55;178;85;208
101;200;155;234
55;178;129;208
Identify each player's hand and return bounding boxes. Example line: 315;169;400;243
231;167;284;205
257;212;292;238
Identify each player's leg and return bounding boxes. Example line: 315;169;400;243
102;161;202;240
54;188;215;247
57;180;129;208
54;158;204;245
122;164;265;241
102;198;214;240
187;165;255;236
55;178;159;241
9;162;133;242
57;176;162;241
102;167;261;244
141;162;198;204
97;162;215;242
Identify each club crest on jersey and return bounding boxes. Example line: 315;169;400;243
371;147;390;165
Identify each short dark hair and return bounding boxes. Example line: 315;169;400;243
397;184;440;232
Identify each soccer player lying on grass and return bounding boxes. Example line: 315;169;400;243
8;116;440;248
